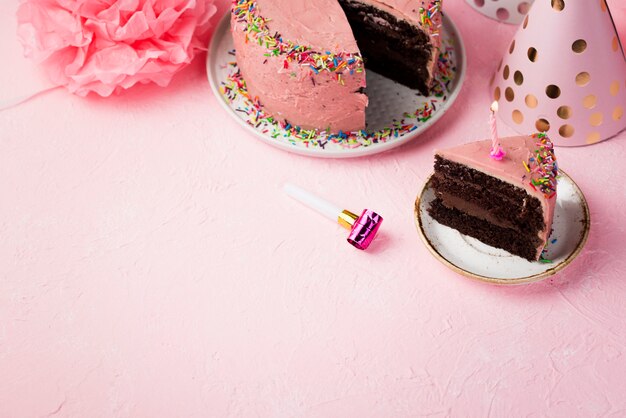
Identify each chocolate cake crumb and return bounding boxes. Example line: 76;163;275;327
338;0;434;95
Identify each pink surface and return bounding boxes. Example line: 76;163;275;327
2;0;626;416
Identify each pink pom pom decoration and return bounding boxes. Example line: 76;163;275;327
17;0;217;97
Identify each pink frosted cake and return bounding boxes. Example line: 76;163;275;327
230;0;442;133
427;134;558;261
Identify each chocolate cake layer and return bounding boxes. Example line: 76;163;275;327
338;0;434;95
427;198;541;261
433;156;545;233
434;156;541;203
436;191;520;230
431;175;544;233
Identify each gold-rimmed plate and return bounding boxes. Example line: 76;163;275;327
414;170;590;285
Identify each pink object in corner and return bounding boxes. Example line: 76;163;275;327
490;0;626;146
465;0;534;24
16;0;217;97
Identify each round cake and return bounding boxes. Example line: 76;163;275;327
230;0;443;133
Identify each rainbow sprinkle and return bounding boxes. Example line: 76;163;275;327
524;132;557;264
540;242;553;263
219;42;456;150
527;132;558;198
419;1;442;31
232;0;364;79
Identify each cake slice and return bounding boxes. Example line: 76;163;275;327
427;134;558;261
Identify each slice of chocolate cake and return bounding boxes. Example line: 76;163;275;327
338;0;442;96
427;134;558;261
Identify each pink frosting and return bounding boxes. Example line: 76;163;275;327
436;136;557;260
249;0;360;53
231;0;367;132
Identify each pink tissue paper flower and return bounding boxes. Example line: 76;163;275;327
17;0;217;97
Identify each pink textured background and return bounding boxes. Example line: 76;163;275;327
1;0;626;416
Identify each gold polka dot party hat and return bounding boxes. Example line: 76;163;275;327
466;0;534;24
490;0;626;146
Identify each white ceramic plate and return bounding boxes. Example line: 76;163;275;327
415;170;591;285
207;12;466;158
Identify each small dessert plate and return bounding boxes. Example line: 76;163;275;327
414;170;590;284
206;12;466;158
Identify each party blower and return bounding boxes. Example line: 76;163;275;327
284;183;383;250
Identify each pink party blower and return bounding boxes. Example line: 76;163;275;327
284;183;383;251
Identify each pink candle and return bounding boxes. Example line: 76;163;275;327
489;101;506;160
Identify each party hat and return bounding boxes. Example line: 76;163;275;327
466;0;534;24
490;0;626;146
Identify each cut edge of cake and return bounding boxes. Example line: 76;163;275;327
337;0;443;95
427;133;558;262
